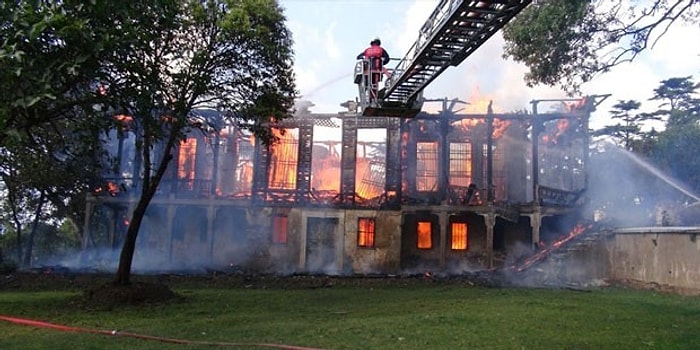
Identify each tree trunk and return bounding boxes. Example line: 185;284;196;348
6;179;23;266
113;124;179;286
22;192;46;267
114;199;148;285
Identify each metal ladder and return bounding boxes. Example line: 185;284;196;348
373;0;532;115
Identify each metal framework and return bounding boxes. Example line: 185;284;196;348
360;0;532;116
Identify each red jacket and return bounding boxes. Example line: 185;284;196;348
357;44;390;70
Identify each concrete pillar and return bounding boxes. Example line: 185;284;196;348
207;206;216;266
166;205;176;263
530;209;542;250
485;212;496;268
439;211;447;268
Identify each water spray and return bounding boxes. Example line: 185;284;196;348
595;139;700;204
298;72;352;100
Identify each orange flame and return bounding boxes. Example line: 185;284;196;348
113;114;133;123
268;128;298;190
492;118;511;139
451;222;468;250
355;158;382;199
417;221;432;249
358;218;375;247
177;138;197;188
513;223;593;272
311;144;341;192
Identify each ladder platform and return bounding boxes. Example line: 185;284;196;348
361;99;422;118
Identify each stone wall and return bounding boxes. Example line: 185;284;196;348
608;227;700;290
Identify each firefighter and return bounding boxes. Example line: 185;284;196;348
357;38;391;102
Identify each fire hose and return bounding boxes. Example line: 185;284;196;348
0;315;324;349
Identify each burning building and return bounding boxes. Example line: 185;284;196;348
83;96;600;274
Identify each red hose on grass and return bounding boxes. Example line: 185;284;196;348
0;315;324;349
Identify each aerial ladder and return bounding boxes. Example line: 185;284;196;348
353;0;532;118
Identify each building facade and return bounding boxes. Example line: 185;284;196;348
84;97;598;274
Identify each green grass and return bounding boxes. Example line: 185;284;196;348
2;285;700;349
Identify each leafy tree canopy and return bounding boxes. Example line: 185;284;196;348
649;76;700;127
1;0;297;281
503;0;699;93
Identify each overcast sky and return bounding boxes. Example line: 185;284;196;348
280;0;700;130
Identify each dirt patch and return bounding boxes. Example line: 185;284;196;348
3;270;502;294
80;281;179;309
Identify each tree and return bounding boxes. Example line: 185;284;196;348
0;116;102;267
502;0;699;93
648;76;700;127
593;99;660;151
650;123;700;193
0;1;115;146
101;0;296;285
2;0;296;285
646;76;700;192
1;1;130;266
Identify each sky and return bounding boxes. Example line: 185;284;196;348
280;0;700;130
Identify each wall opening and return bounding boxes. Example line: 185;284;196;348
177;138;197;190
449;142;472;187
269;128;299;190
416;142;438;191
272;215;288;244
357;217;376;248
417;221;433;249
356;129;386;200
451;222;468;250
306;217;339;273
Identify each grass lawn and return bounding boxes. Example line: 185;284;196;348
1;281;700;349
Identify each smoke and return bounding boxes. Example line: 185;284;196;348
585;140;700;227
495;140;700;288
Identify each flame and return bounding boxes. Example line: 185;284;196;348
464;99;492;114
93;182;120;196
311;144;341;192
513;223;593;272
417;221;432;249
113;114;133;123
268;128;298;190
451;222;468;250
177;138;197;188
358;218;375;247
106;182;119;196
542;118;571;145
355;158;384;199
455;118;483;132
492;118;511;139
463;86;500;114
